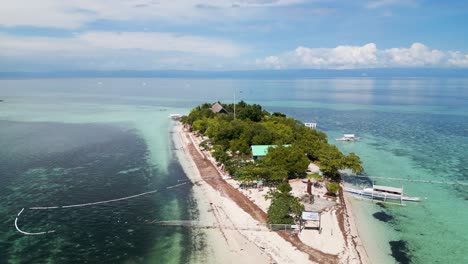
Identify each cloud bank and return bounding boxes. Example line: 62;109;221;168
0;0;306;29
0;32;245;70
256;43;468;69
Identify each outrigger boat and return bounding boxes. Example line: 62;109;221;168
336;134;360;141
345;185;422;204
169;114;182;120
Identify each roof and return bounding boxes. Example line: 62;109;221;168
301;211;320;221
211;103;227;113
373;185;403;194
304;122;317;129
251;144;291;157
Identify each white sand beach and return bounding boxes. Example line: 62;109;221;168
172;123;370;264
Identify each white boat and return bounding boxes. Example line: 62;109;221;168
345;185;422;203
336;134;360;141
169;114;182;120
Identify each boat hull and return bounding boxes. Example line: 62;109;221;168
336;137;360;141
344;187;422;202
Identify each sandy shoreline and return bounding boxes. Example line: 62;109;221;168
172;123;370;264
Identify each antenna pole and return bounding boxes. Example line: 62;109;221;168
233;88;236;120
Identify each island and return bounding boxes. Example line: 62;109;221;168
173;101;370;264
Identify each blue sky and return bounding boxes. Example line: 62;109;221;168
0;0;467;71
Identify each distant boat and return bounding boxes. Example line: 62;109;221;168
169;114;182;120
336;134;360;141
345;185;422;204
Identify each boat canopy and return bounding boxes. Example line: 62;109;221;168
344;134;355;138
373;185;403;194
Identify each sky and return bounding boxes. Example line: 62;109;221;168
0;0;467;71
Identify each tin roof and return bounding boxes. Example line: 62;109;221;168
211;103;227;113
251;144;291;157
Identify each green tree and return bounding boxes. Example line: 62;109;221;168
267;183;304;224
277;182;292;193
237;101;264;122
181;101;364;183
264;146;310;178
235;162;287;182
343;152;364;174
326;182;340;195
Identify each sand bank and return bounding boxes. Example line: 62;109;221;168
172;124;369;264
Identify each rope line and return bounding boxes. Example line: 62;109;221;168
30;189;159;210
15;181;191;235
15;208;56;235
166;182;188;189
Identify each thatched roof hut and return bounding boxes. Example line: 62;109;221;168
211;102;228;114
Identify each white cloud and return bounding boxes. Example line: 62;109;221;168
258;56;284;69
447;51;468;67
256;43;468;69
384;43;445;67
0;32;245;70
366;0;419;9
0;0;308;29
0;32;244;57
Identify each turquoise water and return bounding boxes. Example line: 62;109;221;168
0;93;195;263
1;78;467;263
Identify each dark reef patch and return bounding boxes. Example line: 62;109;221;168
389;240;412;264
0;120;193;263
373;211;394;223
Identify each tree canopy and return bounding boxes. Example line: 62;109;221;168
182;101;363;182
266;183;304;224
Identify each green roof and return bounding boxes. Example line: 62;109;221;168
251;145;290;157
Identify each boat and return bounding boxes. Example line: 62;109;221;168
336;134;360;141
169;114;182;120
344;185;422;203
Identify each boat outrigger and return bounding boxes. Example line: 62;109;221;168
345;185;422;205
336;134;360;141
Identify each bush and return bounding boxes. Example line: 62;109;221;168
307;173;323;182
326;182;340;195
266;183;304;224
199;140;210;150
277;182;292;194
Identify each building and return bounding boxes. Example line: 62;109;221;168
211;102;228;114
300;211;321;230
251;144;291;160
304;122;317;129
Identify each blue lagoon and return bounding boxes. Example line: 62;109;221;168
0;77;467;263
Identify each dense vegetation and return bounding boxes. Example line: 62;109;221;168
182;101;363;183
182;101;364;224
266;183;304;225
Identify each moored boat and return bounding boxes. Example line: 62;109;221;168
169;114;182;120
336;134;360;141
345;185;422;203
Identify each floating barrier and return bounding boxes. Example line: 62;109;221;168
15;181;191;235
15;208;56;235
166;182;188;189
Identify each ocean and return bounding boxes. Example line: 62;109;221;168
0;78;467;264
